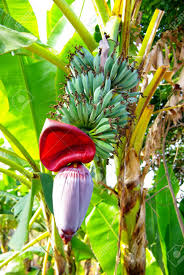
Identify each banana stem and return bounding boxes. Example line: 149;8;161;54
93;0;111;24
27;44;68;73
0;231;49;268
120;0;132;56
0;147;25;161
29;206;42;229
0;168;31;188
42;238;51;275
0;155;33;180
53;0;98;52
40;193;66;274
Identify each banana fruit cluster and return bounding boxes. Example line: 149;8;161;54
54;43;139;159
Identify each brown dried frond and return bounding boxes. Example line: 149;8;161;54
142;86;184;162
143;28;184;84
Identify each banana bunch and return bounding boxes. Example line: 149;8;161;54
70;44;139;90
53;41;140;159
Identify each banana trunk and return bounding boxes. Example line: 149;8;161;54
118;149;147;275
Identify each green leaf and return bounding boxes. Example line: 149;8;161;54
0;53;57;159
47;0;74;37
2;256;25;274
146;248;163;275
0;252;14;263
86;201;120;275
155;164;184;275
0;147;28;167
12;195;29;218
40;173;53;214
0;80;9;122
0;138;4;145
146;197;168;274
0;24;37;54
82;183;118;230
48;0;97;53
179;198;184;218
71;236;95;261
21;246;45;258
0;213;17;230
0;1;39;36
9;179;38;250
23;59;57;139
51;215;65;257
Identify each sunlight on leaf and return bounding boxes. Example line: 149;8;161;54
0;81;9;122
0;25;37;54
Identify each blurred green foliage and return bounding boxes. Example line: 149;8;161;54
140;0;184;39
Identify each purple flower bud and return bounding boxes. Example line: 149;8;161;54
52;163;93;244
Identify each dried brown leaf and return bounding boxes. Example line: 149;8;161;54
124;149;140;185
179;46;184;61
143;86;184;161
164;42;170;66
177;67;184;90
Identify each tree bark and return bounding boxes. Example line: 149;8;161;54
118;149;147;275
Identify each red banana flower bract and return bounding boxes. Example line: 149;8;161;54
39;119;96;172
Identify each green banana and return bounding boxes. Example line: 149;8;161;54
69;97;80;121
119;70;139;89
110;56;121;81
104;76;111;94
74;55;85;70
95;101;103;117
61;106;74;123
102;90;113;109
110;94;123;105
94;112;106;126
69;63;77;77
81;47;94;67
70;56;82;73
82;102;89;126
70;76;75;86
118;118;128;126
81;73;90;98
95;132;116;139
67;80;75;95
92;123;112;135
93;73;104;93
107;107;128;118
104;54;114;77
95;144;110;159
88;70;94;96
112;60;128;85
111;102;127;113
93;86;103;104
118;68;134;85
95;118;109;129
93;53;101;74
95;139;114;153
75;75;84;95
77;103;85;124
76;52;89;70
89;105;98;123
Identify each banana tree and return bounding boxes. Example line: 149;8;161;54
0;0;183;274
